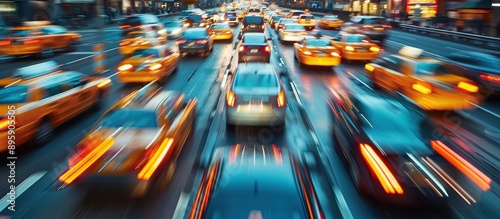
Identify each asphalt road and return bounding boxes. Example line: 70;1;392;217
0;13;499;219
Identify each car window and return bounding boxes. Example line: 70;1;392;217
344;35;370;43
179;11;193;17
300;15;314;19
306;39;331;46
182;29;208;38
165;22;183;28
350;17;362;23
244;16;263;23
414;62;450;75
99;109;158;128
7;30;31;37
59;72;87;89
249;8;260;12
226;13;237;17
235;73;278;88
324;16;339;21
43;83;64;98
0;85;29;103
382;56;403;71
131;48;161;58
368;18;387;25
124;17;142;26
285;25;305;30
211;24;230;29
243;35;266;43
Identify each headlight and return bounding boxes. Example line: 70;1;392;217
171;28;181;34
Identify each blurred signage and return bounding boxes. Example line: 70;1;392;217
408;0;437;4
157;0;175;2
182;0;199;4
0;1;16;12
62;0;96;3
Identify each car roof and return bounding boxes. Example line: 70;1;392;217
243;32;265;36
0;61;66;86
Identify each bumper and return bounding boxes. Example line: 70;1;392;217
342;51;379;61
238;53;270;62
281;34;307;42
300;56;341;66
242;28;265;32
0;45;41;56
322;23;342;28
226;107;285;126
227;21;239;26
118;71;163;83
213;33;233;40
73;174;150;194
179;46;209;54
300;24;316;28
409;93;480;110
480;80;500;93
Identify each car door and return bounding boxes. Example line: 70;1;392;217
38;75;76;125
294;39;305;59
377;56;405;90
61;72;96;114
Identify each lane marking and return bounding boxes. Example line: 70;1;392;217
446;46;461;51
333;186;355;219
290;81;303;106
172;192;189;219
397;35;416;41
0;171;47;212
109;71;119;78
347;72;374;91
64;47;118;66
466;101;500;119
67;52;99;55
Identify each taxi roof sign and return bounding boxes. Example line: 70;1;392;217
22;21;51;26
399;46;423;59
13;61;60;79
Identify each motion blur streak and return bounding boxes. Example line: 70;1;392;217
431;140;492;191
360;144;404;195
294;158;315;218
422;157;476;205
59;136;116;184
407;153;448;197
137;138;174;180
272;144;283;165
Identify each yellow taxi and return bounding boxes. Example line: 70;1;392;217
119;30;167;55
318;15;344;29
331;31;381;61
58;82;197;197
297;13;316;30
117;45;180;83
365;46;481;110
208;23;233;40
293;35;341;67
0;21;81;58
0;61;112;152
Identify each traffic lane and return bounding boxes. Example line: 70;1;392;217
0;42;233;218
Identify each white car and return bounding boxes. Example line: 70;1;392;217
278;24;307;43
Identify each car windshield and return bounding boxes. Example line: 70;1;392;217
244;16;263;23
130;49;160;58
0;85;29;103
368;18;388;25
414;62;448;75
324;16;339;21
300;15;314;19
306;39;331;46
243;35;266;43
182;29;207;38
235;73;278;88
281;19;295;24
211;24;230;29
7;30;31;37
345;35;369;43
99;109;158;128
165;22;182;28
226;13;237;17
124;17;142;26
187;15;202;22
249;8;260;12
285;25;305;30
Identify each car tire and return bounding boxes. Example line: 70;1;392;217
67;41;78;52
40;47;54;59
33;118;54;146
92;91;104;110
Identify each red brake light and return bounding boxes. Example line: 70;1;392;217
227;91;236;107
480;74;500;82
382;25;392;29
119;40;131;46
120;25;131;29
0;40;11;46
196;40;208;44
177;39;187;44
360;143;404;195
277;91;285;108
239;46;245;52
265;46;270;52
23;39;40;44
457;81;478;93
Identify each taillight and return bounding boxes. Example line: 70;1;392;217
23;39;40;44
0;40;11;46
345;46;355;51
148;63;162;71
382;25;392;29
0;117;14;132
365;64;375;72
225;31;232;34
363;25;373;30
139;40;150;45
360;143;404;195
120;25;131;29
265;46;270;52
301;31;307;35
457;81;478;93
119;40;131;46
118;64;133;71
303;51;311;55
277;91;285;108
238;46;245;52
227;91;236;107
369;46;380;52
196;40;208;44
412;81;432;94
137;138;174;180
480;74;500;83
177;39;187;44
261;25;265;29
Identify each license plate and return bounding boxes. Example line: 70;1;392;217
374;28;383;31
250;25;256;28
316;53;326;56
357;48;366;52
250;49;258;53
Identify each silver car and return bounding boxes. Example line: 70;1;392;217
278;23;307;43
226;63;286;127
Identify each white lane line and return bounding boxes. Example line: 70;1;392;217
445;46;461;51
347;72;374;92
67;52;99;55
290;81;303;106
64;47;118;66
172;192;189;219
333;186;354;219
0;171;47;212
398;35;416;41
109;71;119;78
386;40;447;59
467;101;500;119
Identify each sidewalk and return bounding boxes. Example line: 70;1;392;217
387;18;500;38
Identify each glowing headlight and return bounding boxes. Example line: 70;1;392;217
171;28;181;34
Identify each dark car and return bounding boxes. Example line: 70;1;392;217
224;11;238;26
247;8;261;15
270;15;283;28
341;16;391;45
446;51;500;96
120;14;164;36
241;15;265;36
328;90;449;205
177;28;214;56
189;145;323;219
237;33;271;62
185;14;211;28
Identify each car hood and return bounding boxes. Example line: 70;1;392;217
365;129;432;156
233;87;280;95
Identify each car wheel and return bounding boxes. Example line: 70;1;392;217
40;47;54;58
92;92;104;110
67;41;77;52
33;118;54;146
371;70;383;90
